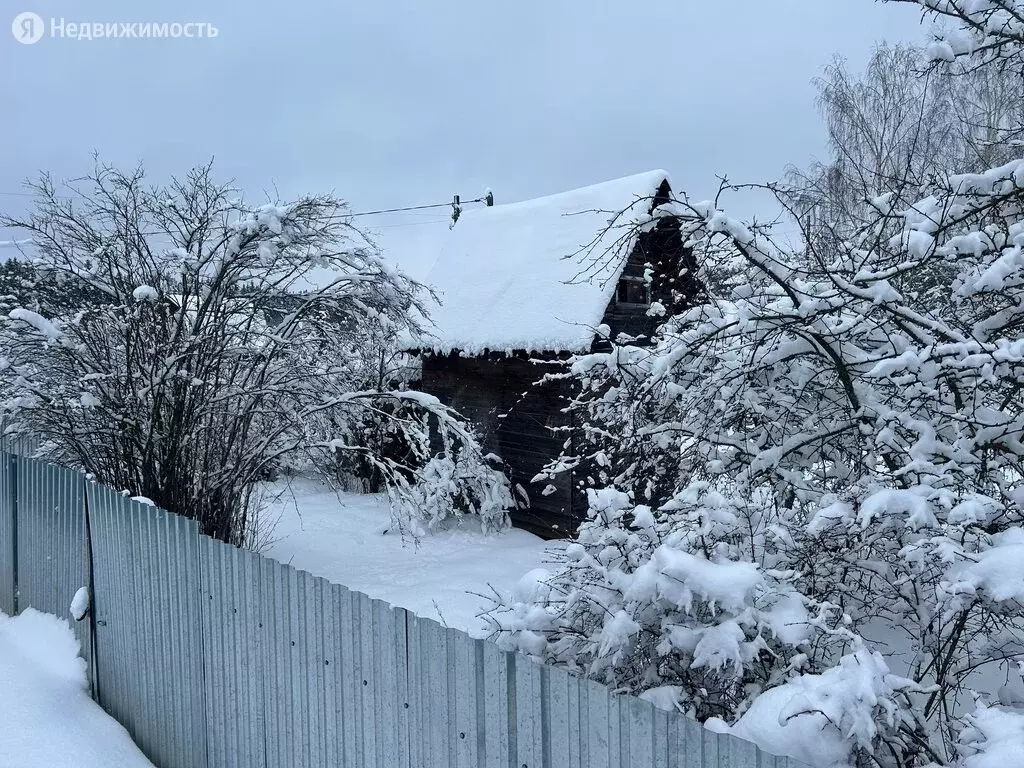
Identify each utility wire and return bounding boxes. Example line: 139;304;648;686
349;198;486;217
0;190;489;219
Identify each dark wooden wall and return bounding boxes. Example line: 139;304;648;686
597;192;700;348
418;185;702;538
421;354;585;537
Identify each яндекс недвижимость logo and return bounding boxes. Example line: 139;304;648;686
11;11;45;44
10;12;219;43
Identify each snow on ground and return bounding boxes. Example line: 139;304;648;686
0;608;153;768
260;478;560;638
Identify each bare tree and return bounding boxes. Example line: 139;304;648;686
0;161;511;544
785;45;957;240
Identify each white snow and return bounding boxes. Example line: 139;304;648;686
403;170;671;355
131;285;158;302
0;608;153;767
706;683;850;768
946;527;1024;603
261;478;559;636
626;546;763;614
0;238;33;248
70;587;90;621
8;308;60;340
707;645;917;768
961;705;1024;768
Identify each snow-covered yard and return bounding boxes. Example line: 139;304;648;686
0;608;152;768
260;478;559;637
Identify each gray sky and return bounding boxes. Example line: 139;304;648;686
2;1;927;277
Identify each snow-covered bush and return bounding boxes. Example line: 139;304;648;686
306;313;424;492
957;705;1024;768
709;642;922;768
0;162;512;544
487;485;819;720
491;6;1024;764
395;452;512;536
322;389;513;536
892;0;1024;77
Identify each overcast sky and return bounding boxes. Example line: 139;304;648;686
2;1;928;276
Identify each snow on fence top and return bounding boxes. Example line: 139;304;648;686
405;169;671;355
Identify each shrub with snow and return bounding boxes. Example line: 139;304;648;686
958;705;1024;768
0;162;512;544
488;486;817;721
492;5;1024;765
394;452;512;536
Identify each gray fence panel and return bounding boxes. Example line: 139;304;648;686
407;613;433;764
334;581;362;768
359;592;400;768
481;640;512;768
200;535;266;768
653;705;671;768
357;592;378;767
166;509;209;765
722;727;762;768
264;557;303;768
355;591;375;766
14;462;92;676
582;675;614;768
450;629;479;768
4;451;813;768
388;605;412;768
625;695;657;766
547;664;579;768
89;483;207;768
288;568;312;766
0;455;15;615
301;572;327;767
377;597;408;768
261;557;331;768
405;610;423;768
672;710;715;768
514;653;546;767
123;496;164;754
260;557;287;767
89;482;137;731
341;582;365;767
322;582;341;767
410;614;453;766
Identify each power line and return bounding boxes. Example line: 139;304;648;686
0;190;490;218
0;191;490;242
349;197;486;217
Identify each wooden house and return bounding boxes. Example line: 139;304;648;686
403;171;697;538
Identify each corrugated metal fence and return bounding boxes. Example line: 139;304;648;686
0;450;809;768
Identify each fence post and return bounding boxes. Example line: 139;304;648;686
82;473;101;702
9;453;18;615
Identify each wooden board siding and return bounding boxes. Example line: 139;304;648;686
421;354;585;537
416;199;703;538
597;216;699;348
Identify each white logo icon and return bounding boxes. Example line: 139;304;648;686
12;11;45;44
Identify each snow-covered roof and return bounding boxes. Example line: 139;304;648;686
405;170;671;355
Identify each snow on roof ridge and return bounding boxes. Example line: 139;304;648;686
469;169;671;214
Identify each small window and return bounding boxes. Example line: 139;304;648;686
616;276;650;306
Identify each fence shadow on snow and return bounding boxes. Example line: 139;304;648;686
0;449;809;768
